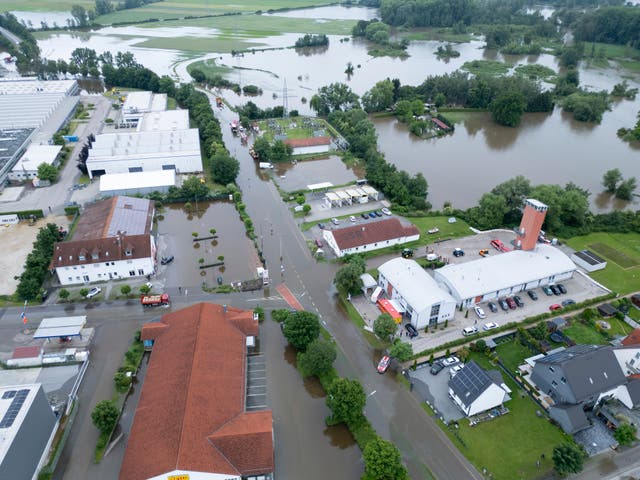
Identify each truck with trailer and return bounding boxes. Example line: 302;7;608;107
141;293;170;307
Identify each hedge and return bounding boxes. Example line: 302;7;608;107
0;209;44;219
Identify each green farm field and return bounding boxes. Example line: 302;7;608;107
565;232;640;295
0;0;93;12
95;0;336;24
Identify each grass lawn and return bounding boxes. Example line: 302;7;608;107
495;341;536;373
443;353;570;480
258;116;332;142
95;0;336;24
187;58;232;78
563;322;609;345
629;307;640;321
137;36;264;53
565;232;640;295
0;0;94;11
408;215;474;243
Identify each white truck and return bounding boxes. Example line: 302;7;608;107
259;162;274;169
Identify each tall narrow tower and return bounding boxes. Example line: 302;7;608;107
516;198;547;251
282;78;289;118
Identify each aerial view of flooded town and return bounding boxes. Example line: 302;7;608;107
0;0;639;479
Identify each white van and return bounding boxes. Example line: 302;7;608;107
259;162;274;169
462;326;479;336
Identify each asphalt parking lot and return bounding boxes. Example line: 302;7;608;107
410;360;464;423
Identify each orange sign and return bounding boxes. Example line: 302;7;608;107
168;475;189;480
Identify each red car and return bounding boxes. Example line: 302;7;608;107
490;239;510;252
506;297;517;309
549;304;562;311
377;355;391;374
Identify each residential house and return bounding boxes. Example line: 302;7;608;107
448;361;511;417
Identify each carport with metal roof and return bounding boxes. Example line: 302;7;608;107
33;316;86;340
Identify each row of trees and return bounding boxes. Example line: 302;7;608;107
602;169;637;201
573;6;640;48
294;34;329;48
276;308;409;480
70;0;161;27
16;223;64;301
251;137;293;163
0;13;41;74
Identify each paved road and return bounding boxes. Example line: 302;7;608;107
206;91;483;480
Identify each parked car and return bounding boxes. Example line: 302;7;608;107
542;286;554;296
374;210;383;217
483;322;499;331
527;290;538;301
462;326;479;336
381;207;392;216
377;355;391;374
513;295;524;308
549;285;560;295
561;299;576;307
361;213;369;219
86;287;102;299
368;212;377;218
402;248;414;259
161;255;174;265
315;239;323;248
453;248;465;257
317;223;326;229
349;215;357;222
479;249;489;257
549;303;562;311
405;323;419;338
498;299;509;311
430;361;445;375
490;239;504;251
449;365;463;377
506;297;517;309
331;218;340;225
474;306;486;319
557;284;567;294
442;356;460;366
487;301;498;313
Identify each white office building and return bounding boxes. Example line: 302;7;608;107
121;91;167;124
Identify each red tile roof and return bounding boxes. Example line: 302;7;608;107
284;136;331;148
51;234;151;268
11;345;42;359
119;303;272;480
622;328;640;347
329;218;419;250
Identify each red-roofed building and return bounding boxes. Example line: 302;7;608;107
283;136;331;155
322;218;420;257
7;345;43;367
120;303;273;480
622;328;640;347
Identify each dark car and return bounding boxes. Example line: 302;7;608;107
557;284;567;294
561;299;576;307
430;361;445;375
160;255;174;265
317;223;326;229
550;285;561;296
498;299;509;311
506;297;517;309
453;248;465;257
487;301;498;313
513;295;524;308
405;323;419;338
527;290;538;301
374;210;383;217
361;213;369;219
542;286;554;296
369;212;377;218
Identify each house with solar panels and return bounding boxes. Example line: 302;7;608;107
448;361;512;417
0;384;57;480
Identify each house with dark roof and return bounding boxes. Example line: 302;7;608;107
448;361;511;417
50;196;156;285
120;303;274;480
322;218;419;257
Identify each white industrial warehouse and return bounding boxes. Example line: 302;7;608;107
378;258;456;329
8;144;62;181
99;170;175;197
121;91;167;124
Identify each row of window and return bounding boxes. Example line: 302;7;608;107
66;269;145;282
128;165;176;173
66;260;134;270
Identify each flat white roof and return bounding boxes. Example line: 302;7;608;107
360;185;378;195
307;182;333;190
325;192;341;201
137;110;189;132
123;91;153;113
100;170;175;192
336;190;351;200
378;258;455;313
0;384;40;463
436;244;576;300
89;129;200;160
345;188;366;197
34;316;86;339
0;78;77;95
11;144;62;172
525;198;548;209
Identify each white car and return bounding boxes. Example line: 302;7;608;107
381;207;391;216
442;356;459;366
449;364;463;377
86;287;102;299
483;322;499;331
474;306;487;319
331;218;340;225
349;215;357;222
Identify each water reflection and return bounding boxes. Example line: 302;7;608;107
295;45;330;57
323;424;357;449
303;377;325;398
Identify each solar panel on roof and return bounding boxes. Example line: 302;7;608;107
0;389;30;428
2;390;16;399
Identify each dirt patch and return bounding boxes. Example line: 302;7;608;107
0;215;70;296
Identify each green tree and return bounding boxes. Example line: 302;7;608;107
362;79;395;113
211;151;240;185
552;443;586;476
270;140;293;163
79;287;89;298
252;136;271;162
59;288;70;300
302;204;311;215
139;284;151;295
615;177;637;201
120;284;132;296
70;4;89;27
91;400;119;434
37;162;58;182
362;437;409;480
114;371;132;393
374;313;397;341
434;92;446;108
614;422;637;446
326;378;366;426
490;91;526;127
282;311;321;352
310;83;360;116
297;337;337;377
180;175;209;201
389;339;413;362
491;175;531;217
467;192;508;229
334;262;365;295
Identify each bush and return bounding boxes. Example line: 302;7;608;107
114;371;131;393
91;400;119;435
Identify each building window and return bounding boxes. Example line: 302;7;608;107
129;270;135;276
68;277;72;282
162;164;176;170
548;367;555;373
83;275;89;282
92;253;99;260
125;249;132;256
430;304;440;317
129;166;143;173
560;377;566;383
105;262;110;266
138;269;144;275
551;380;557;388
78;254;85;261
81;265;85;269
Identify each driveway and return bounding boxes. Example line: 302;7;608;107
410;362;464;423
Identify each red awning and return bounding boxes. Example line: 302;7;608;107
377;299;402;323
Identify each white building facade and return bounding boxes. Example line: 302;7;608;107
8;144;61;181
378;258;456;329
